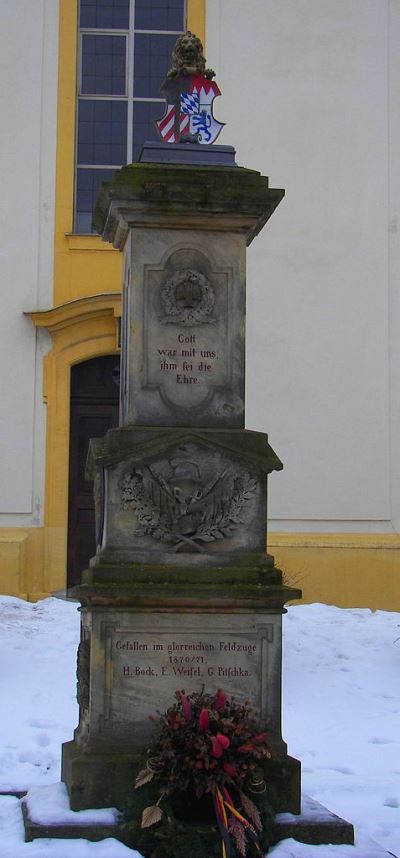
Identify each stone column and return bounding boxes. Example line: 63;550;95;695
61;143;301;815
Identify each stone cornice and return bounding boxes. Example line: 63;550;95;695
93;162;285;250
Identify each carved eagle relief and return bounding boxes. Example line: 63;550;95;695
120;451;257;553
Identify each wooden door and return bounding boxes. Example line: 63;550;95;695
67;356;120;588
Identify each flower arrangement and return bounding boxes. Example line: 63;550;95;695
135;688;274;857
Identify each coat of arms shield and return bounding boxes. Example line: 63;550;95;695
155;32;224;145
156;74;224;145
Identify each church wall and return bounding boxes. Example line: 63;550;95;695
207;0;400;607
1;0;399;607
0;1;59;596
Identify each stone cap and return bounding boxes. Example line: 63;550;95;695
138;140;237;167
86;426;283;478
93;161;284;249
68;579;302;611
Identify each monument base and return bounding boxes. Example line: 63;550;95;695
23;784;356;851
61;583;301;815
62;739;301;815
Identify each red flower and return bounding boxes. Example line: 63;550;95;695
178;691;192;721
252;733;269;744
211;736;224;758
214;689;228;711
199;708;209;732
223;762;237;778
237;744;254;754
216;733;230;750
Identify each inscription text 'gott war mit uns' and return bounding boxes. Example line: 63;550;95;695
147;330;228;408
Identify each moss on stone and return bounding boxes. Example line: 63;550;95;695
93;161;284;246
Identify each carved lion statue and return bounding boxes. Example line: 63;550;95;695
167;31;215;80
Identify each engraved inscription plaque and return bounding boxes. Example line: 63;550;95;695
95;612;282;743
145;260;230;411
122;233;246;427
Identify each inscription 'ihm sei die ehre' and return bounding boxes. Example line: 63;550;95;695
158;334;217;385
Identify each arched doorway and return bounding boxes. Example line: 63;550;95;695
67;355;120;587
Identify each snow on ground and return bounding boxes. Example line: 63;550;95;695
0;596;399;856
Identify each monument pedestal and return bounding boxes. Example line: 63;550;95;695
58;141;354;850
62;422;301;813
62;591;301;812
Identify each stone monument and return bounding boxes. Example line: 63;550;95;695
55;33;354;851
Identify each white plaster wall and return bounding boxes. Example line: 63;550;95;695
388;0;400;532
207;0;394;531
0;1;58;520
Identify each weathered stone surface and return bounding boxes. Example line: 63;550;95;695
93;161;284;249
103;442;263;561
121;234;245;427
22;800;119;843
62;584;301;813
70;609;286;748
61;741;301;817
94;161;284;429
87;426;282;568
139;140;237;166
22;784;356;844
59;147;307;839
272;794;355;846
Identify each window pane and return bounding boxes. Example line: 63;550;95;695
80;0;129;30
75;168;115;233
132;100;164;161
77;99;127;165
81;35;126;96
134;0;184;31
133;33;178;98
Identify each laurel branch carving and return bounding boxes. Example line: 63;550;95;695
121;455;257;553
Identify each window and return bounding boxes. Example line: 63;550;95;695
75;0;186;232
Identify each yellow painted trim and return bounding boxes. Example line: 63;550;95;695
268;533;400;611
54;0;77;301
187;0;206;44
28;293;121;334
65;234;116;251
2;521;400;608
54;0;206;303
28;298;120;594
54;0;121;303
0;528;45;599
268;532;400;550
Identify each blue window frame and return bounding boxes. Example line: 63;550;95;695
75;0;186;233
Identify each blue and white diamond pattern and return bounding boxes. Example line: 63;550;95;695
180;92;199;115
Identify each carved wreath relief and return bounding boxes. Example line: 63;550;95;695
160;268;216;326
120;446;257;553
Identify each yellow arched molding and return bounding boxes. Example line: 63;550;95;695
54;0;206;305
29;294;121;594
